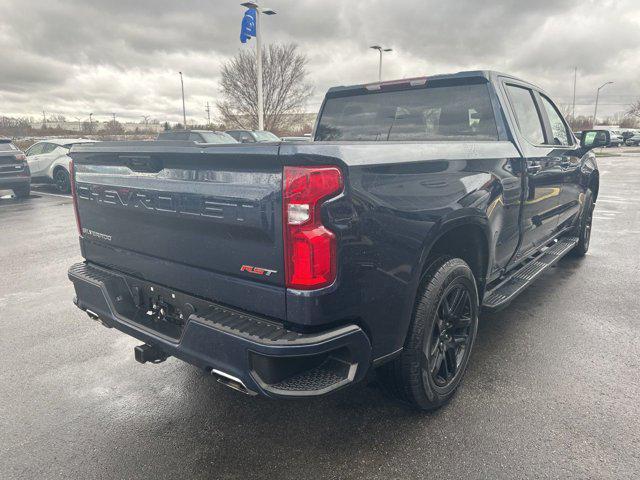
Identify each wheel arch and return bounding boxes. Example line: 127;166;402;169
48;156;71;180
383;215;490;372
418;217;492;294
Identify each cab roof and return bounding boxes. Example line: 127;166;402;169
326;70;543;96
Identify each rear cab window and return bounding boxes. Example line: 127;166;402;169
315;80;499;142
505;85;545;145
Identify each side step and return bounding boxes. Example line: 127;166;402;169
482;237;579;312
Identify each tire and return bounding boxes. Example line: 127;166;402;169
54;167;71;194
12;185;30;198
379;257;479;410
570;189;594;257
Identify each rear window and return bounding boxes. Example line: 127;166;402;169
315;83;498;142
0;142;16;152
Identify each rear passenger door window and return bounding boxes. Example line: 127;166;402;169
505;85;545;145
41;143;57;154
540;95;571;146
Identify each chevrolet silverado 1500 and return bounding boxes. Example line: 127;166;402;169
68;71;608;409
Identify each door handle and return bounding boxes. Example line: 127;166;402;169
526;164;542;174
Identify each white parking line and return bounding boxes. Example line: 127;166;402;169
33;190;70;198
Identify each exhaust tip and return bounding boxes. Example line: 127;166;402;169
211;369;257;396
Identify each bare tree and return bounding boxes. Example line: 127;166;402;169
620;116;639;128
217;43;313;131
627;100;640;122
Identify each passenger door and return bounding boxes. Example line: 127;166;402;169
25;142;48;176
503;83;565;258
538;94;583;231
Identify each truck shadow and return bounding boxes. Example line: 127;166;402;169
156;258;587;478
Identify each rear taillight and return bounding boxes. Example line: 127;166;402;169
70;159;82;236
283;166;343;290
14;153;26;162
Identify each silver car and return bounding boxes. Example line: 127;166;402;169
25;138;96;193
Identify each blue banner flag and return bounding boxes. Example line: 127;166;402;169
240;8;257;43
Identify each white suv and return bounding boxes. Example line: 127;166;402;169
25;138;96;193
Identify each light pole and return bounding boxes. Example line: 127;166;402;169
571;67;577;122
370;45;392;82
179;71;187;128
593;81;613;128
241;2;276;131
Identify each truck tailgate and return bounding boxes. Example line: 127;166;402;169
71;142;286;318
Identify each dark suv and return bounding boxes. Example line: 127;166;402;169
0;139;30;198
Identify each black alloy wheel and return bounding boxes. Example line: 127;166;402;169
426;283;473;388
54;168;70;193
379;256;479;410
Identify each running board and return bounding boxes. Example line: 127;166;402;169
482;237;579;312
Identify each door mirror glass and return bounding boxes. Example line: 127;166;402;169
580;130;610;149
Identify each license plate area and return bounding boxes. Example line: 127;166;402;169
127;282;196;341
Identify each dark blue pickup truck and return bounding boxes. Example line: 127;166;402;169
68;71;608;410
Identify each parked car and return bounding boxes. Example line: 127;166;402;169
625;133;640;146
157;130;237;144
607;130;624;147
621;130;637;143
0;139;30;198
25;138;96;193
225;130;280;143
68;70;604;410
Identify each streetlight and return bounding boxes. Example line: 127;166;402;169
370;45;392;82
593;81;613;128
179;71;187;128
241;2;276;131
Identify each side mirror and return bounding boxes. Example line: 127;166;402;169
580;129;610;150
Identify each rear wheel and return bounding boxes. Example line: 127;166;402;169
12;185;30;198
380;257;479;410
571;189;594;257
54;168;70;193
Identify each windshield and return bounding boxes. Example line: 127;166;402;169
315;82;498;142
199;132;238;144
252;131;280;142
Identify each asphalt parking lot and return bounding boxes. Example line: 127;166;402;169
2;156;639;480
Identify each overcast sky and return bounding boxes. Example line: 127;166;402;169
1;0;639;124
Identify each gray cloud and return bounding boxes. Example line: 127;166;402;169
0;0;638;123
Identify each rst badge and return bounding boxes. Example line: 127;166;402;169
240;265;277;277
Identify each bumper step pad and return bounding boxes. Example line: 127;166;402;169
483;237;578;311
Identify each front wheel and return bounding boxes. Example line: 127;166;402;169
380;257;479;410
570;189;594;257
54;168;71;194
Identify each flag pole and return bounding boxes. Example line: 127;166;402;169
256;9;263;131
